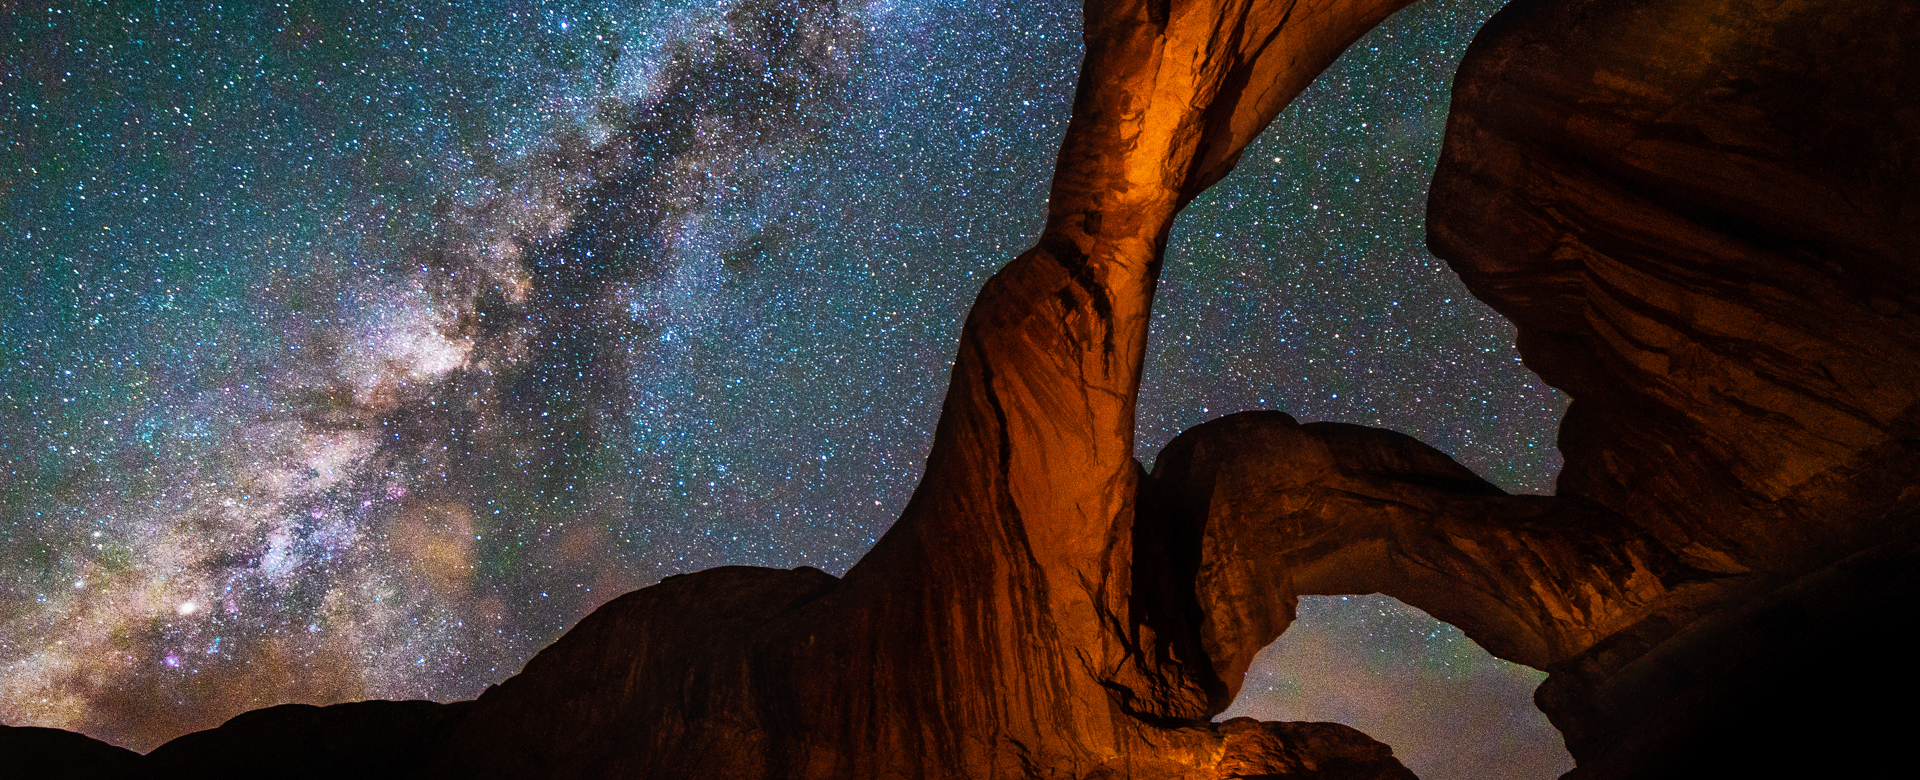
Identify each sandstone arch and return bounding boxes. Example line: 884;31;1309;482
22;0;1918;777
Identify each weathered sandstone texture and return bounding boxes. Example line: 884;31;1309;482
416;0;1920;775
1426;0;1920;774
1150;412;1688;701
1431;0;1920;579
420;0;1428;777
14;0;1916;777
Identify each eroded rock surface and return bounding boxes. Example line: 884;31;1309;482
420;1;1432;777
1427;0;1920;772
1150;412;1692;699
15;0;1916;777
424;566;839;778
1430;0;1920;579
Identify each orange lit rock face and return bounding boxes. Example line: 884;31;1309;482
17;0;1917;777
1150;412;1688;700
424;1;1429;777
416;0;1920;775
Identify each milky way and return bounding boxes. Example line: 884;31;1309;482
3;1;1568;776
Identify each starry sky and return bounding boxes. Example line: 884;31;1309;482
2;0;1570;776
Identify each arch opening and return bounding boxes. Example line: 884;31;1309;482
1218;595;1573;780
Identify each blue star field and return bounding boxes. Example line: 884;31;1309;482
2;1;1570;776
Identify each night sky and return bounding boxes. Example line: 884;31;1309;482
2;1;1570;777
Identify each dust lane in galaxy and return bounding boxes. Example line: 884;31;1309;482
2;1;1568;777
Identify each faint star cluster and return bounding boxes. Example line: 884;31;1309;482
3;0;1566;777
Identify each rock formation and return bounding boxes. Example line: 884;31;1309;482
1426;0;1920;774
419;0;1920;775
11;0;1916;777
1151;412;1689;699
1431;0;1920;580
143;700;471;780
1;724;143;780
422;0;1431;777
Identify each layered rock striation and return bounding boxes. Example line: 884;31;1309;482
1426;0;1920;773
12;0;1916;777
425;1;1430;777
1430;0;1920;579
